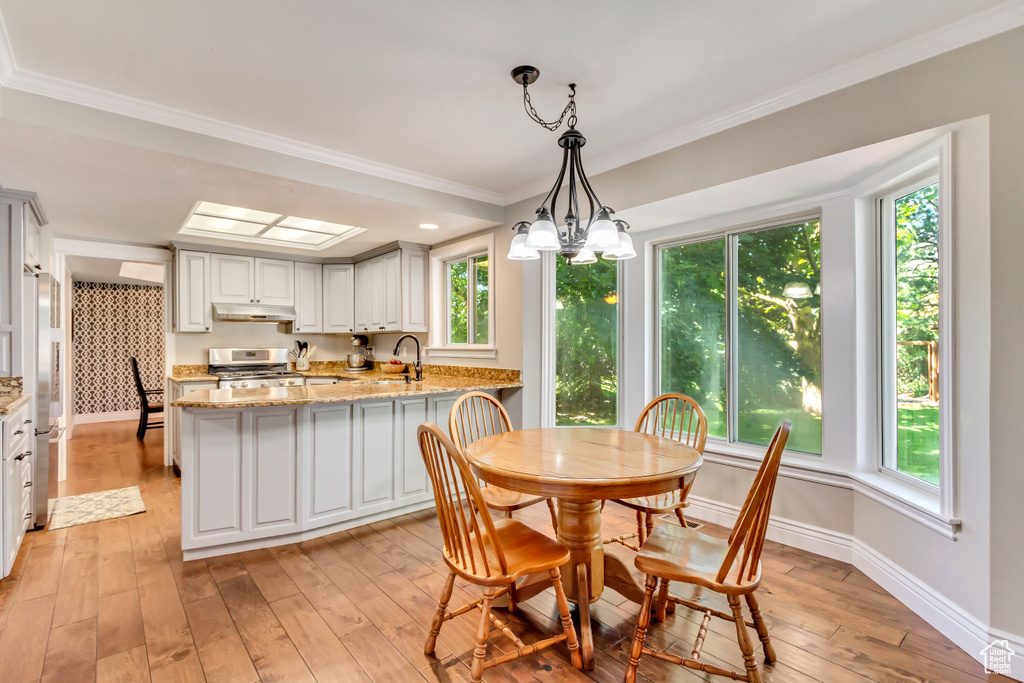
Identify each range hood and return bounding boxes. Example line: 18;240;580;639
212;303;297;323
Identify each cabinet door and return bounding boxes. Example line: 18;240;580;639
188;411;244;538
249;409;299;531
255;258;295;307
210;254;255;304
428;394;460;431
402;247;429;333
353;260;371;333
323;264;354;333
307;404;354;524
367;256;384;330
382;250;402;331
396;398;430;503
353;400;395;513
293;262;323;333
176;251;211;332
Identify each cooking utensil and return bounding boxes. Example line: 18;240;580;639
308;345;317;358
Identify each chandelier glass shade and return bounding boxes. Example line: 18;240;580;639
506;66;635;264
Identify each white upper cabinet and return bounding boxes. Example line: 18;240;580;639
353;246;428;334
210;254;254;304
255;258;295;306
175;250;212;333
23;212;40;272
211;255;294;307
323;264;354;333
293;262;323;333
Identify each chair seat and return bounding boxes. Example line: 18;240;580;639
480;484;547;512
635;524;761;595
147;402;164;412
615;491;686;514
447;518;570;585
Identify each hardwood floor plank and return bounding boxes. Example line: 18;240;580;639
135;559;197;671
340;624;429;683
98;519;138;598
900;632;993;678
14;533;67;603
831;626;987;682
53;537;101;627
268;544;368;638
237;549;300;604
217;574;315;683
269;592;373;682
42;617;98;681
172;562;219;605
98;589;146;659
149;654;207;683
183;594;259;683
96;644;150;683
0;593;56;682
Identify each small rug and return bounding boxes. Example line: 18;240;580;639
48;486;146;530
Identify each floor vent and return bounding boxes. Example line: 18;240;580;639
657;514;703;530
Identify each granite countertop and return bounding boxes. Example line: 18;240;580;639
168;374;220;383
172;376;522;409
0;393;31;415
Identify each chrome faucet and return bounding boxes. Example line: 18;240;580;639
393;334;423;382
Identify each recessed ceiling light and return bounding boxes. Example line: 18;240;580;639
419;223;439;230
178;201;367;251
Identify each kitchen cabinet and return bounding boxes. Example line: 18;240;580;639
211;255;294;307
168;379;217;468
24;213;40;272
2;402;33;577
322;264;354;333
395;397;430;504
353;245;428;333
293;262;323;333
175;250;212;333
307;403;354;525
352;400;396;514
250;408;300;532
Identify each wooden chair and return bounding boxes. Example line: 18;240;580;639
624;421;791;683
418;423;582;681
449;392;560;533
130;357;164;440
607;394;707;551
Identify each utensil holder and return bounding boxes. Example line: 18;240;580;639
295;358;310;371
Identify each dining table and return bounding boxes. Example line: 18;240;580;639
463;426;703;670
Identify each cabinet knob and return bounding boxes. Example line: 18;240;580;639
250;299;254;303
24;513;32;520
13;429;23;435
24;481;32;488
24;419;31;424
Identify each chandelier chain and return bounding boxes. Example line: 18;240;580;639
522;82;577;132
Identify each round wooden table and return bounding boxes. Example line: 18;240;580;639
464;427;702;669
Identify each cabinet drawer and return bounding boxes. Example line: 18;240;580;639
20;490;33;531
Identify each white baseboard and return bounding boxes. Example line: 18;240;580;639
685;495;1023;681
74;410;144;425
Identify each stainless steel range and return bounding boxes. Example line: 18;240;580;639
209;348;306;389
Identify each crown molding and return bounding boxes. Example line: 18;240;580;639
503;0;1024;205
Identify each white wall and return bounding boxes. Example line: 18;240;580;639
173;322;353;365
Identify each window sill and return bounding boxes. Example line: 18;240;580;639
698;442;960;540
424;345;497;360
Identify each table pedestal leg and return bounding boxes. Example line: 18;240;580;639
555;499;602;669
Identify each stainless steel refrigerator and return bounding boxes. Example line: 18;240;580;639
24;272;62;527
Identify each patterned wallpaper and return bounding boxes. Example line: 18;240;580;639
73;282;164;415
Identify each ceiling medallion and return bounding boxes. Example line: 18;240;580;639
507;66;635;264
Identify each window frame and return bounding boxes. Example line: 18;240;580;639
876;170;954;500
426;233;496;359
653;212;824;457
444;253;488;345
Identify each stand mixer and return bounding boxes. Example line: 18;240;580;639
346;335;374;372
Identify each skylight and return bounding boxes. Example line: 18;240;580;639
178;201;366;250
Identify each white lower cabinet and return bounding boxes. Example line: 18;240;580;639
180;389;512;559
2;403;34;577
353;400;396;513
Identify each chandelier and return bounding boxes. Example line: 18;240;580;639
506;66;636;264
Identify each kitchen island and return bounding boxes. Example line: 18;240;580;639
172;373;521;559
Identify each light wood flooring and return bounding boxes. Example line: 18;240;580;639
0;420;1008;682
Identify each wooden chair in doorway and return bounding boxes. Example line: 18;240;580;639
130;357;164;440
607;394;708;550
449;392;560;533
624;421;791;683
418;423;582;681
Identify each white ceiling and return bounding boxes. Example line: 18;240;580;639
0;1;1018;251
66;255;165;286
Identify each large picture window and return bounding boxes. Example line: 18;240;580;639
658;218;822;454
446;254;489;345
881;179;941;486
555;257;619;426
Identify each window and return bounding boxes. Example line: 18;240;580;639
446;254;489;345
555;257;619;426
658;218;822;454
880;179;941;486
428;233;495;358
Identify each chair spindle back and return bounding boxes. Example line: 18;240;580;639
449;392;513;452
716;421;791;586
418;423;508;580
634;394;708;453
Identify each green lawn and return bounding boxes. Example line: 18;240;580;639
735;409;822;455
897;403;939;485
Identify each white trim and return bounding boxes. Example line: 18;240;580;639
425;346;497;359
539;252;556;428
427;233;495;357
504;2;1024;204
681;494;1023;681
73;410;142;425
